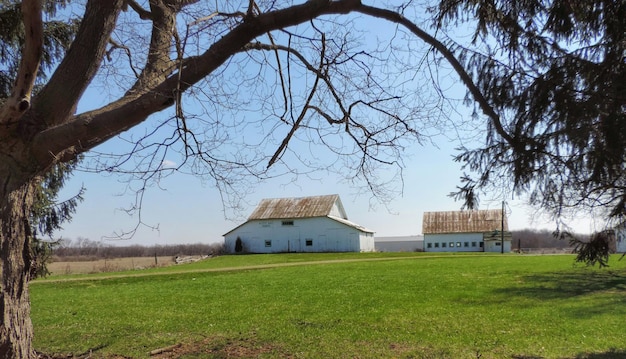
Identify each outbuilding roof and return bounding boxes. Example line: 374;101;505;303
248;194;347;220
422;209;508;234
327;215;374;234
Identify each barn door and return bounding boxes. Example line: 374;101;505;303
287;228;300;252
350;232;359;251
318;235;327;252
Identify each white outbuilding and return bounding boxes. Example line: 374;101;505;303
375;235;424;252
422;209;512;253
223;194;375;253
612;223;626;253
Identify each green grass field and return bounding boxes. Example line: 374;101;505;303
31;253;626;358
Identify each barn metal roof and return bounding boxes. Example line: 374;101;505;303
422;209;508;234
328;215;374;233
248;194;346;220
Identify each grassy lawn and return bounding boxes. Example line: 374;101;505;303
30;253;626;358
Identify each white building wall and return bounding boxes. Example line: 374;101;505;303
424;233;484;252
375;241;422;252
483;240;512;253
359;232;375;252
224;217;373;253
328;202;345;218
375;236;424;252
616;227;626;253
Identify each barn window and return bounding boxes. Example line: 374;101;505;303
282;220;294;226
442;242;447;248
479;242;484;248
471;242;477;247
449;242;454;248
456;242;462;247
495;242;502;246
464;242;469;247
306;239;313;246
265;240;272;247
434;243;439;248
427;243;432;248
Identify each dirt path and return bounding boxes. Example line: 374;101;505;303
33;253;515;285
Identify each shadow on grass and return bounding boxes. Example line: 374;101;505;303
513;349;626;359
497;269;626;300
574;349;626;358
484;269;626;320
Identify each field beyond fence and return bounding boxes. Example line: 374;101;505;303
47;256;176;275
46;241;225;275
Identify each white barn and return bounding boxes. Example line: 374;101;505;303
422;210;512;253
223;194;375;253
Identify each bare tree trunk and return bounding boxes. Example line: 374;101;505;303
0;179;36;358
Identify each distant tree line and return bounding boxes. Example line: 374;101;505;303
51;237;225;261
511;229;582;250
52;230;585;261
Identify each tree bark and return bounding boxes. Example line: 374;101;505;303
0;0;43;126
0;177;36;358
30;0;123;130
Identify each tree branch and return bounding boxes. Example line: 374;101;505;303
128;0;178;95
243;41;352;125
125;0;152;20
355;4;515;146
267;34;326;168
29;0;124;130
31;0;364;165
0;0;43;126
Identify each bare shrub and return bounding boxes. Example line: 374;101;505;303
51;239;224;261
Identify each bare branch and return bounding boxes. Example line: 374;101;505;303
31;0;364;165
246;0;256;18
103;182;160;241
355;4;515;146
242;41;352;123
124;0;152;20
106;39;140;78
267;34;327;168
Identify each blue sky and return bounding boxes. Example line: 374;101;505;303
57;134;600;246
54;7;603;246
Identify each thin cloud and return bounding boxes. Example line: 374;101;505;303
160;159;177;169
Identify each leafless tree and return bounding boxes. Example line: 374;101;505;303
0;2;450;355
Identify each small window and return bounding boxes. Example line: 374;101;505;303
434;243;439;248
427;243;432;248
464;242;469;247
456;242;462;247
471;242;477;247
306;239;313;246
265;240;272;247
479;242;484;248
495;242;502;246
442;242;447;248
449;242;454;248
282;220;294;226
